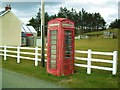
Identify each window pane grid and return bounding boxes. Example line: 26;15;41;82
50;30;57;69
64;30;72;58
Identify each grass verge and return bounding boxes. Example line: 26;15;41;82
2;57;118;88
2;38;118;88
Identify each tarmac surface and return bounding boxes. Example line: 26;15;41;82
2;68;63;88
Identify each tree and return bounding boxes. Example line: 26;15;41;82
28;9;41;36
27;17;37;28
109;19;120;29
28;7;106;36
27;17;40;35
58;7;70;18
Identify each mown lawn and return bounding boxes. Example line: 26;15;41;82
75;38;118;51
2;38;118;88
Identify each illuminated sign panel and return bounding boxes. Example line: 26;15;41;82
49;23;59;27
62;23;73;27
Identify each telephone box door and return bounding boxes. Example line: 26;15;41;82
47;28;60;76
61;30;74;75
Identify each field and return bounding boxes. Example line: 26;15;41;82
85;29;118;35
75;38;118;51
2;36;118;88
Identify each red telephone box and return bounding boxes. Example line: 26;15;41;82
47;18;75;76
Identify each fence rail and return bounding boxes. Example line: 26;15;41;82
0;46;117;75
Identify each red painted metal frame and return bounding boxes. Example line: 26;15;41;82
25;33;33;36
47;18;75;76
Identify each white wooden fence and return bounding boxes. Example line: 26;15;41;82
0;46;117;75
75;49;117;75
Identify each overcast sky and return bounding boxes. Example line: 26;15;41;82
0;0;120;25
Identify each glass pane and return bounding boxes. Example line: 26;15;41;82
51;35;57;39
65;46;71;51
65;30;72;58
50;30;58;69
65;40;71;45
51;30;57;35
51;40;57;44
66;36;71;39
50;64;57;68
65;51;71;58
65;51;71;54
51;55;56;59
51;50;56;54
51;45;56;49
51;60;56;63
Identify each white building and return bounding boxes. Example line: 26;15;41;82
0;5;21;46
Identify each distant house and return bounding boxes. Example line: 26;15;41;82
21;24;37;46
0;5;21;46
75;35;89;39
103;31;117;38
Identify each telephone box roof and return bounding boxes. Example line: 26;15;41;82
48;18;74;23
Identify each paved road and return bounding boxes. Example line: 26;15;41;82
2;68;63;88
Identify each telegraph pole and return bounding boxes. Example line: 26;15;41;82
41;0;45;67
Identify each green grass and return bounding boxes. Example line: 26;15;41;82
2;37;118;88
2;58;118;88
75;38;118;51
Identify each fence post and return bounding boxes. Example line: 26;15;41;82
112;51;117;75
17;46;20;63
4;45;7;60
87;49;92;74
35;47;38;66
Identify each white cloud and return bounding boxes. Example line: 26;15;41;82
2;0;118;24
45;4;61;15
65;0;107;4
87;6;117;23
19;18;31;24
1;0;64;2
0;2;2;9
45;0;119;24
12;8;37;18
